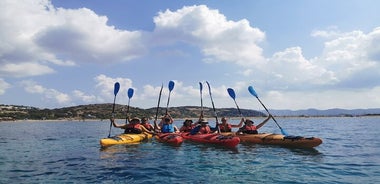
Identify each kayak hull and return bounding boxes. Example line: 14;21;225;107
155;133;184;146
223;133;322;148
181;133;240;148
100;133;153;147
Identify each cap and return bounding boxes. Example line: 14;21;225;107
131;117;141;121
244;119;254;124
200;118;208;124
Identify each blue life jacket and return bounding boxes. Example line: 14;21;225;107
161;124;174;133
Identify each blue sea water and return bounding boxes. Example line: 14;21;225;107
1;117;379;183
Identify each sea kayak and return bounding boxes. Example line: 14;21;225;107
223;133;322;148
155;133;184;146
181;133;240;148
100;133;153;147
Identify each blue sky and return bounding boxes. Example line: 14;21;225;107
1;0;380;110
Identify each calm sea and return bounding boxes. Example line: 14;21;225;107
1;117;379;183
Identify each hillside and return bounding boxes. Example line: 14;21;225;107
0;104;265;121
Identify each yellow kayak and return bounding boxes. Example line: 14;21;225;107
100;133;153;147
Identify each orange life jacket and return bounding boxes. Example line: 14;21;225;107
180;125;194;132
199;126;211;134
242;125;258;134
125;123;142;134
219;123;232;132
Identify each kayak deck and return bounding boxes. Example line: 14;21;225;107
100;133;153;147
181;133;240;148
222;132;322;148
155;133;184;146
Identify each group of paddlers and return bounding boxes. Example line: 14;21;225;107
110;112;272;135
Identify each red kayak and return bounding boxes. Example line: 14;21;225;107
181;133;240;148
155;133;184;146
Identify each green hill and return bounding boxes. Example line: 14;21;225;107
0;104;265;121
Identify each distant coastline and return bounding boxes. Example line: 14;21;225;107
1;104;380;121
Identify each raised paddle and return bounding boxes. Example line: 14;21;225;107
165;80;175;115
206;81;220;133
125;88;134;123
199;82;204;116
108;82;120;137
227;88;243;117
154;83;164;131
248;85;289;136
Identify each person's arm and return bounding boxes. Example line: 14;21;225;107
110;118;125;128
154;120;161;132
190;126;200;135
256;115;272;129
141;125;153;134
231;118;244;128
173;126;180;133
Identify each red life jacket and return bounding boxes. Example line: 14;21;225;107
180;125;194;132
142;123;153;131
219;123;232;132
199;126;211;134
125;123;142;134
242;125;258;134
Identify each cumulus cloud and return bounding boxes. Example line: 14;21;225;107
0;0;146;78
94;74;133;102
153;5;266;66
20;80;71;105
0;78;11;95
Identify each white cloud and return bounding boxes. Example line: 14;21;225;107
0;78;11;95
0;62;55;77
20;80;71;105
72;90;97;103
94;74;133;103
0;0;146;78
153;5;266;66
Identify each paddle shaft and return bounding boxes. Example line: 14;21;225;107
108;95;117;137
206;82;220;133
165;81;175;115
255;96;282;129
154;84;164;130
199;82;204;116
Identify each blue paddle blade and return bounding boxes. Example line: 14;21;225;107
168;81;175;91
114;82;120;96
227;88;236;100
248;86;258;98
199;82;203;91
281;129;289;136
127;88;134;98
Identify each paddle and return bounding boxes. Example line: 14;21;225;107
165;80;175;115
206;81;220;133
248;85;289;136
199;82;204;116
124;88;134;123
227;88;243;117
108;82;120;138
154;83;164;131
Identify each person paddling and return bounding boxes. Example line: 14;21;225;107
219;117;243;133
236;115;272;134
179;119;195;132
141;117;154;131
155;113;179;133
110;117;152;134
190;117;218;135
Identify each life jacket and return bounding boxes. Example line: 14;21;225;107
180;125;194;132
199;125;211;134
142;123;153;131
219;123;232;132
242;125;258;134
124;123;142;134
161;124;174;133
